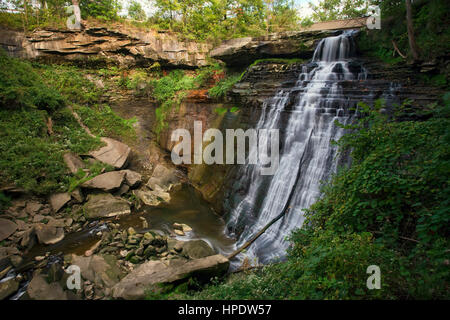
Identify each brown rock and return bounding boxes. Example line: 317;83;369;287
83;193;130;219
27;274;68;300
122;170;142;188
81;171;126;192
35;224;65;245
90;138;130;169
0;218;17;242
49;192;71;213
112;254;229;300
0;278;19;300
63;152;86;174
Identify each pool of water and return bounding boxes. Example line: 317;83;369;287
23;184;236;263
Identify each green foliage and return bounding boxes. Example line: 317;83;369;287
150;66;221;136
74;104;137;143
0;51;64;111
151;0;299;42
67;161;113;192
0;192;11;211
208;74;241;99
358;0;450;63
128;1;146;21
309;0;372;21
179;95;450;300
80;0;121;21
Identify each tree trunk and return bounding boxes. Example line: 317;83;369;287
405;0;420;61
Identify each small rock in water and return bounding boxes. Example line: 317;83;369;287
35;255;46;261
127;227;136;236
174;229;185;236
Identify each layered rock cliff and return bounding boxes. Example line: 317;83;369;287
0;24;211;68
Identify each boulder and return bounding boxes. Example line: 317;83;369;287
27;274;68;300
35;224;65;245
146;164;180;191
0;247;20;260
24;201;42;215
70;254;124;288
90;138;130;169
0;278;19;300
83;193;130;219
182;240;216;259
70;189;84;203
112;254;229;300
0;218;17;242
49;192;71;213
63;153;86;174
122;170;142;188
81;171;126;192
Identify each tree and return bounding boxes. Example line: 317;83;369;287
128;0;146;21
405;0;420;61
79;0;121;21
309;0;371;21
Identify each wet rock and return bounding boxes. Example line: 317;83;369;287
35;224;65;245
0;278;19;300
0;218;17;241
173;223;192;233
49;193;71;213
112;254;229;300
27;274;68;300
63;153;86;174
81;171;126;192
182;240;216;259
174;229;185;236
89;138;130;169
83;193;130;219
134;186;171;207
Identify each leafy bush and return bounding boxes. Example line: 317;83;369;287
0;51;64;111
208;75;241;99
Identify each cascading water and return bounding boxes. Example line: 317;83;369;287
226;30;369;266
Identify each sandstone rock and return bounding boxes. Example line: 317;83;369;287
71;254;124;289
174;229;185;236
0;218;17;242
25;201;42;215
182;240;216;259
81;171;126;192
83;193;130;219
35;224;65;245
63;152;86;174
112;254;229;299
122;170;142;188
70;188;84;203
89;138;130;169
27;274;68;300
0;278;19;300
146;164;180;191
1;26;211;68
49;192;71;213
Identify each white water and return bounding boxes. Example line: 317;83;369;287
226;31;367;266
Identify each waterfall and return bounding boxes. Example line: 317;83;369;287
225;30;368;266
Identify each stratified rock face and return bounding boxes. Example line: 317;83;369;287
83;193;131;219
0;25;211;68
210;31;332;67
112;254;229;300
